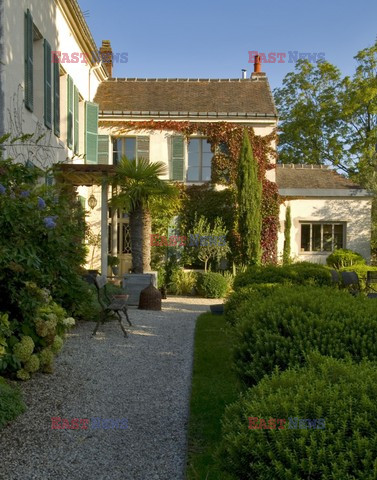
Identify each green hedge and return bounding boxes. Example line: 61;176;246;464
234;262;332;289
224;283;279;325
217;355;377;480
196;272;228;298
232;285;377;386
0;377;25;428
326;248;366;269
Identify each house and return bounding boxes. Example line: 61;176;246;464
277;164;372;263
0;0;108;167
0;0;372;272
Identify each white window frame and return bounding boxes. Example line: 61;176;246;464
300;222;346;253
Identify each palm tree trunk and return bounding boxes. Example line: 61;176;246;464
130;205;143;274
142;208;152;272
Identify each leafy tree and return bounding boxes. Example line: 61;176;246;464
237;130;262;265
187;214;230;272
111;157;179;273
282;205;291;265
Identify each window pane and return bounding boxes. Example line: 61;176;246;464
202;152;212;167
202;139;212;153
301;224;311;251
188;139;200;168
334;224;344;249
312;224;321;251
323;224;332;252
125;138;136;161
187;166;200;182
112;139;121;165
202;167;211;181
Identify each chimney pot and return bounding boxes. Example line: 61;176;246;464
254;54;262;73
241;69;247;79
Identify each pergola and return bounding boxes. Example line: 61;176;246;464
55;163;117;275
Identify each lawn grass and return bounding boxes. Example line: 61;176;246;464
186;312;241;480
0;376;26;429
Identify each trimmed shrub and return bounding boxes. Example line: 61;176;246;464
234;262;332;289
224;283;279;325
217;355;377;480
326;248;366;269
0;377;25;428
233;285;377;386
196;272;228;298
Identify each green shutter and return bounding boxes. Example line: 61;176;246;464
67;75;73;149
137;136;149;162
44;40;52;129
171;136;184;180
53;60;60;136
85;102;98;163
24;9;33;111
74;86;79;153
98;135;109;164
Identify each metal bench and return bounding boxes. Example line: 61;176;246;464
340;271;361;296
366;271;377;299
92;275;131;337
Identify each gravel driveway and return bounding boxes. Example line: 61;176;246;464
0;297;220;480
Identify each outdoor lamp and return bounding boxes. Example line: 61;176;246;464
88;194;97;210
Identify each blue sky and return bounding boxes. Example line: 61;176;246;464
78;0;377;91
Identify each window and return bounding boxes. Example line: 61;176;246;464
112;137;150;165
187;138;212;182
301;223;345;252
24;9;33;111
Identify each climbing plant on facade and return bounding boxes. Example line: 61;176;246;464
100;119;280;263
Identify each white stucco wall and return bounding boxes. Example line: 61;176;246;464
98;121;277;183
278;196;373;264
2;0;106;165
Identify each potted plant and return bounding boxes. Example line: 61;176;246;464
108;255;120;276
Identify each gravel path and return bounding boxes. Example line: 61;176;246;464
0;297;220;480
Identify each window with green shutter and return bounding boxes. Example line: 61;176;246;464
53;60;60;137
171;136;184;180
98;135;110;164
74;86;79;153
137;136;150;163
43;40;52;129
67;75;73;149
24;9;33;111
85;102;98;164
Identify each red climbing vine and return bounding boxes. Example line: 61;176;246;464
99;119;280;263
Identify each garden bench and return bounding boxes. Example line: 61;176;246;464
340;271;361;296
92;275;131;337
366;271;377;299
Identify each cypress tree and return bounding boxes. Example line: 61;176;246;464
237;130;262;264
283;205;291;265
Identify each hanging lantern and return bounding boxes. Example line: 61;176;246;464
88;194;97;210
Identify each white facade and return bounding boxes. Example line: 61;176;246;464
0;0;107;166
278;194;373;264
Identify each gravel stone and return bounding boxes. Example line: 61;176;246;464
0;297;221;480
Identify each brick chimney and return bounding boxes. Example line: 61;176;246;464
99;40;113;77
251;54;266;79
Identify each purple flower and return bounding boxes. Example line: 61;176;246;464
0;184;6;195
43;216;57;229
20;190;30;198
37;197;46;209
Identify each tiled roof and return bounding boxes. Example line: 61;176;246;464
94;76;277;117
276;164;362;190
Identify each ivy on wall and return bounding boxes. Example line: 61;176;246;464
99;119;280;263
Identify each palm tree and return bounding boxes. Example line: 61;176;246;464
110;157;179;274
